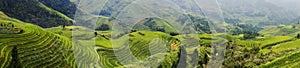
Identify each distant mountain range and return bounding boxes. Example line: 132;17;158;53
0;0;299;28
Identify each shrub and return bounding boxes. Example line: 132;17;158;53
296;33;300;39
130;29;137;33
96;24;110;31
138;32;145;36
169;32;179;36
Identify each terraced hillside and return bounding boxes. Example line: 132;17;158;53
38;0;77;18
133;18;177;33
0;11;76;68
259;51;300;68
234;36;294;49
94;30;212;67
0;0;74;28
256;37;300;68
259;23;300;37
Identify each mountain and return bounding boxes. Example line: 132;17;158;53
219;0;297;25
38;0;77;18
0;0;74;28
266;0;300;16
96;0;299;29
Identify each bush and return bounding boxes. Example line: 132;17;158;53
296;33;300;39
96;24;110;31
243;30;259;39
130;29;137;33
138;32;145;36
169;32;179;36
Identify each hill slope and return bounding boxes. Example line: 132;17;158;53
259;51;300;68
133;18;177;33
259;23;300;37
38;0;77;18
0;0;73;28
0;11;75;68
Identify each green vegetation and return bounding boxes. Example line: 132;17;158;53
0;0;73;28
0;12;75;68
37;2;73;22
38;0;77;18
133;18;177;33
234;36;294;48
267;40;300;53
259;36;294;49
1;0;300;67
259;23;300;37
259;51;300;68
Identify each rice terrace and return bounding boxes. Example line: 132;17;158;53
1;0;300;68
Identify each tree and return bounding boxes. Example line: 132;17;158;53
243;30;259;39
19;30;24;33
251;46;260;54
99;10;112;16
62;25;66;30
169;32;179;36
94;32;98;37
138;32;145;36
130;29;137;33
10;46;21;67
292;25;296;29
96;24;110;31
296;33;300;39
154;27;165;32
